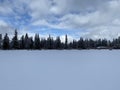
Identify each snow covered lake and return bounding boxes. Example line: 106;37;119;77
0;50;120;90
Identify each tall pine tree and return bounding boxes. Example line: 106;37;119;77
47;35;53;49
12;30;19;49
0;34;2;49
34;34;41;49
55;36;61;49
3;33;10;50
24;33;29;49
20;35;25;49
65;34;68;49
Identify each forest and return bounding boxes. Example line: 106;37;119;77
1;30;120;50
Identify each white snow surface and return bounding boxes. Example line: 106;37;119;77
0;50;120;90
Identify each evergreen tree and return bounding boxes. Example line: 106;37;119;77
24;33;29;49
65;34;68;49
12;30;19;49
20;35;25;49
40;38;46;49
3;33;10;50
101;39;108;47
78;37;85;49
72;40;77;49
55;36;61;49
108;40;112;49
89;39;95;48
0;34;2;49
68;42;73;49
34;34;41;49
29;37;34;49
96;39;102;47
47;35;54;49
84;39;89;49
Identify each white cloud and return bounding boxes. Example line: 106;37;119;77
0;20;8;26
29;0;51;20
1;0;120;40
0;20;14;36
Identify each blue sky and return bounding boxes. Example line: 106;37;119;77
0;0;120;41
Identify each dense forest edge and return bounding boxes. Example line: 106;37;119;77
1;30;120;50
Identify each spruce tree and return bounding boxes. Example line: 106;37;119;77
0;34;2;49
72;40;77;49
29;37;34;49
78;37;85;49
55;36;61;49
20;35;25;49
12;30;19;49
65;34;68;49
47;35;53;49
34;34;41;49
3;33;10;50
24;33;29;49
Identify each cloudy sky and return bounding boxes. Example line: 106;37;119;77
0;0;120;40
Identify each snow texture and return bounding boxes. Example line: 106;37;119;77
0;50;120;90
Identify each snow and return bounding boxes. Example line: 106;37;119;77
0;50;120;90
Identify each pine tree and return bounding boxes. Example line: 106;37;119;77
29;37;34;49
12;30;19;49
96;39;102;47
0;34;2;49
20;35;25;49
101;39;108;47
65;34;68;49
34;34;41;49
78;37;85;49
55;36;61;49
47;35;53;49
3;33;10;50
89;39;95;49
24;33;29;49
72;40;78;49
40;38;46;49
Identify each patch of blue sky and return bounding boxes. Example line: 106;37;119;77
1;14;31;29
27;25;83;38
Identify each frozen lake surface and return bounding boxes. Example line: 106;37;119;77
0;50;120;90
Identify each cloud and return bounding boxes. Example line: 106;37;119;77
0;20;14;35
0;0;120;40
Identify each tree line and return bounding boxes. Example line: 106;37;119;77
0;30;120;50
